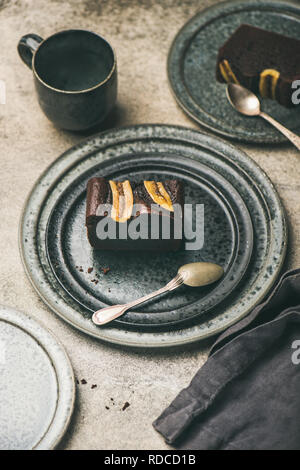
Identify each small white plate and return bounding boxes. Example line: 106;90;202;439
0;306;75;450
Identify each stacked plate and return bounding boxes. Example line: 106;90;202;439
167;0;300;143
20;125;287;348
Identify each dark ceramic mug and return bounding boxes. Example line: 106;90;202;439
18;29;117;131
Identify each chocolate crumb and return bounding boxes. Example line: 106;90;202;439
110;398;114;401
105;406;110;410
91;384;97;389
122;402;130;411
81;379;87;385
102;267;110;275
87;267;93;274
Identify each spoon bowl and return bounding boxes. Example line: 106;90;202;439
178;262;224;287
226;83;260;116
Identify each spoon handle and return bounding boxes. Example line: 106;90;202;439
92;273;185;326
260;111;300;151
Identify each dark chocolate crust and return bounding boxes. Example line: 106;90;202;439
86;178;184;251
216;24;300;107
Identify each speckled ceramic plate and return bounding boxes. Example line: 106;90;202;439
19;125;287;347
168;0;300;144
0;305;75;450
45;153;253;328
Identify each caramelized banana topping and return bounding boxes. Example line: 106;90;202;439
109;180;133;222
144;181;174;212
259;69;280;99
219;59;240;85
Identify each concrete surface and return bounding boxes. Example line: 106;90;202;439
0;0;299;450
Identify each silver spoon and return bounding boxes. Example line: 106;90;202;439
226;83;300;151
92;262;224;326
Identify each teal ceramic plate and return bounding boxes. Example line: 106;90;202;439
45;153;253;328
168;0;300;144
19;125;287;348
0;306;75;450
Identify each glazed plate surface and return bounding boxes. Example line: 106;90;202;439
20;125;287;347
0;306;75;449
46;153;253;328
168;0;300;143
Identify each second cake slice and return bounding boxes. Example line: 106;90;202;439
216;24;300;108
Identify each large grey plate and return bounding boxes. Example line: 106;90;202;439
45;152;253;328
168;0;300;144
0;306;75;450
19;125;287;348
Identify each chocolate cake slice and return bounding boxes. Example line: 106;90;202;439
86;177;184;251
216;24;300;107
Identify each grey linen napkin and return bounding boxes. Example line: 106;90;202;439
153;269;300;450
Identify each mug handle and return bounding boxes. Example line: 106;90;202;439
18;34;44;69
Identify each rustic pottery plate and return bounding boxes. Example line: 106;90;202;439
168;0;300;144
0;305;75;450
19;125;287;347
45;153;253;328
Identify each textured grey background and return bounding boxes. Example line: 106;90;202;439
0;0;299;450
